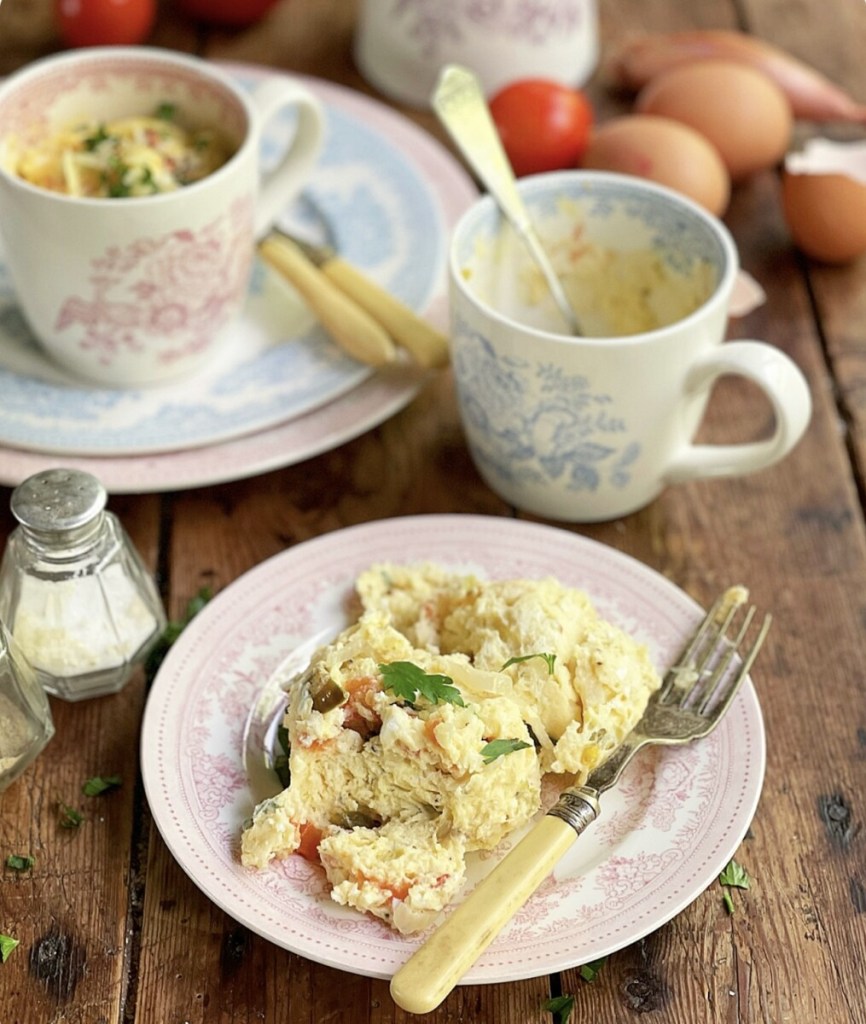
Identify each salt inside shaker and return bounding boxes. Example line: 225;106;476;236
0;620;54;793
0;469;167;701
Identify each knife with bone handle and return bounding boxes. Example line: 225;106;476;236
259;229;450;368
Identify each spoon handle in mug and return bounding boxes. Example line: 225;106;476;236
431;64;582;336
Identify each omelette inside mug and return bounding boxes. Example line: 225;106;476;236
449;171;812;523
0;47;323;387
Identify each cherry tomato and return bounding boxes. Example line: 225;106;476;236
56;0;156;47
489;79;594;177
175;0;279;27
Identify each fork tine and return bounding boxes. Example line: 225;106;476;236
699;611;772;721
660;592;749;705
686;604;757;710
657;594;727;702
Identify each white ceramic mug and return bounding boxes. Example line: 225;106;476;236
0;47;324;387
354;0;598;108
449;171;812;523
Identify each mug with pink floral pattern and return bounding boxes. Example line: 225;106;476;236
0;47;324;387
354;0;599;109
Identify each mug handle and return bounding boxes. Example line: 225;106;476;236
248;77;324;239
664;340;812;483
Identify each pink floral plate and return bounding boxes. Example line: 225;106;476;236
140;515;766;983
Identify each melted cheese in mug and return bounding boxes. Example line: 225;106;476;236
8;106;231;198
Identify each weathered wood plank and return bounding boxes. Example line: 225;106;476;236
0;492;162;1024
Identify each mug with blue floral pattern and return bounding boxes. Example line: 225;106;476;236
449;171;812;522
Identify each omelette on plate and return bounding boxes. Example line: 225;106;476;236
241;563;660;934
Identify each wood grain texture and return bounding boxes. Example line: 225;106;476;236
1;0;865;1021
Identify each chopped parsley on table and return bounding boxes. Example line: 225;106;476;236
579;957;606;982
58;802;84;829
719;858;751;913
82;775;122;797
542;994;575;1023
145;587;213;682
5;854;34;872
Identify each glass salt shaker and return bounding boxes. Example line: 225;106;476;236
0;468;167;701
0;620;54;793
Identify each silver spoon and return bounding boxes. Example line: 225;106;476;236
432;64;583;336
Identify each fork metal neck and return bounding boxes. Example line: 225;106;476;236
548;786;601;835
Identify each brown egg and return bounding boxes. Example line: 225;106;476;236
636;59;793;181
781;170;866;263
580;114;731;216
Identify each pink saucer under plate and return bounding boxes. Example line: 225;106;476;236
0;65;477;492
141;515;766;983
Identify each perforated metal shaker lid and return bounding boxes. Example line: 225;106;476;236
10;469;107;533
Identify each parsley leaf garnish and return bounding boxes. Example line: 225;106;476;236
502;652;557;673
82;775;122;797
0;935;19;962
379;662;465;707
719;858;751;914
481;738;532;763
58;802;84;829
83;125;110;151
542;994;575;1023
5;854;34;872
154;102;177;121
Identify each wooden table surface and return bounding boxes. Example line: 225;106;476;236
1;1;865;1021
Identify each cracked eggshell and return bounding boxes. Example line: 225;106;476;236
781;140;866;263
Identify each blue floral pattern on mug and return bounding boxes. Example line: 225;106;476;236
453;317;641;493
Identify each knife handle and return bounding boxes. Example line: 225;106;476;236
322;259;450;369
259;236;397;366
389;811;583;1015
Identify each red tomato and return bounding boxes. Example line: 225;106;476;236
56;0;155;47
176;0;279;27
489;79;594;177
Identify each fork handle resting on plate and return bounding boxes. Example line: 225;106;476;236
390;591;769;1015
389;786;601;1015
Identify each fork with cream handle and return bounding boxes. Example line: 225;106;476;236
389;588;772;1014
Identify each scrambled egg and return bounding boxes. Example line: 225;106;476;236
241;564;660;933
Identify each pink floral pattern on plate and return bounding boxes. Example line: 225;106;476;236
141;515;765;982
